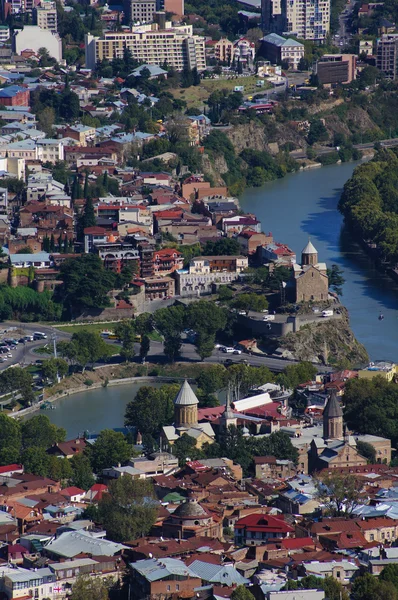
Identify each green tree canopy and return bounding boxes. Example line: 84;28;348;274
88;430;132;474
21;415;65;450
97;476;157;542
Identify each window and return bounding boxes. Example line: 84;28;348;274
176;585;180;591
167;586;171;592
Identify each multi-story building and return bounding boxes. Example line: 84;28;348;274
95;241;140;273
261;33;304;69
36;139;64;163
215;38;234;63
281;0;330;41
34;2;58;32
0;26;10;42
13;26;62;61
174;255;248;297
85;23;206;72
125;0;157;23
0;85;29;107
315;54;356;85
377;34;398;78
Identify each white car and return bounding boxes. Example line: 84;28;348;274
215;344;224;349
233;349;242;355
238;310;247;315
222;347;235;353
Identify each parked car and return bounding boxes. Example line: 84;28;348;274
222;347;235;353
233;349;242;355
263;315;275;321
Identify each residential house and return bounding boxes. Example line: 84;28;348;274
254;456;296;480
129;557;201;599
153;248;183;275
235;513;294;546
0;85;29;106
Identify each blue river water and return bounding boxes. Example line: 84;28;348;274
241;161;398;361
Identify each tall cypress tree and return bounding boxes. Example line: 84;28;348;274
83;172;89;199
63;236;69;254
50;234;55;252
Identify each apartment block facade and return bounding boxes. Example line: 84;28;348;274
126;0;157;24
35;3;58;32
85;24;206;71
377;34;398;78
281;0;330;41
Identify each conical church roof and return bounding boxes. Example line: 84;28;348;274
323;390;343;419
174;380;199;406
302;239;318;255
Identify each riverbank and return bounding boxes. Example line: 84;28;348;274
16;374;192;419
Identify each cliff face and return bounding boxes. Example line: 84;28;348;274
277;308;369;367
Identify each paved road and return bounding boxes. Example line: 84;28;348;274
291;137;398;160
0;322;332;374
333;0;355;48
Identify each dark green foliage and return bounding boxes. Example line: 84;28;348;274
0;286;61;321
343;377;398;447
124;384;178;435
356;440;376;463
327;264;345;295
202;237;241;256
97;476;157;542
88;430;132;474
55;254;116;317
339;149;398;264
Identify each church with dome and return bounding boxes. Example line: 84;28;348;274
293;240;329;303
161;380;216;450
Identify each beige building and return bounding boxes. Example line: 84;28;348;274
85;23;206;72
358;360;398;382
281;0;330;41
215;38;234;63
293;240;329;303
175;255;248;297
127;0;157;23
35;2;57;32
161;380;215;449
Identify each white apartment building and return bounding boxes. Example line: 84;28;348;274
282;0;330;41
85;23;206;71
13;26;62;61
35;2;58;32
0;26;10;42
36;139;65;163
1;139;43;161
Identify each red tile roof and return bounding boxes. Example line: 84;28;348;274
235;514;294;533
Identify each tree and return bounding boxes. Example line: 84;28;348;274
232;293;268;312
307;120;329;145
231;586;255;600
69;454;95;491
37;106;55;137
124;384;177;436
0;414;21;465
380;564;398;590
197;365;227;396
186;301;227;360
80;197;96;230
139;334;150;361
21;447;50;476
352;573;398;600
59;89;80;120
356;440;376;463
21;415;65;450
97;476;157;542
41;358;69;383
70;575;110;600
173;433;198;466
218;285;233;302
134;313;153;335
315;472;364;516
68;331;112;371
202;238;241;256
164;334;182;362
88;430;132;474
327;264;345;295
56;254;116;318
114;320;136;362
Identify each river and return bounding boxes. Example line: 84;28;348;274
241;161;398;362
44;161;398;436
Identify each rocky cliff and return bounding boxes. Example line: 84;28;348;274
277;308;368;367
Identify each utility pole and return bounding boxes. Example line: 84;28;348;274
52;333;60;383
